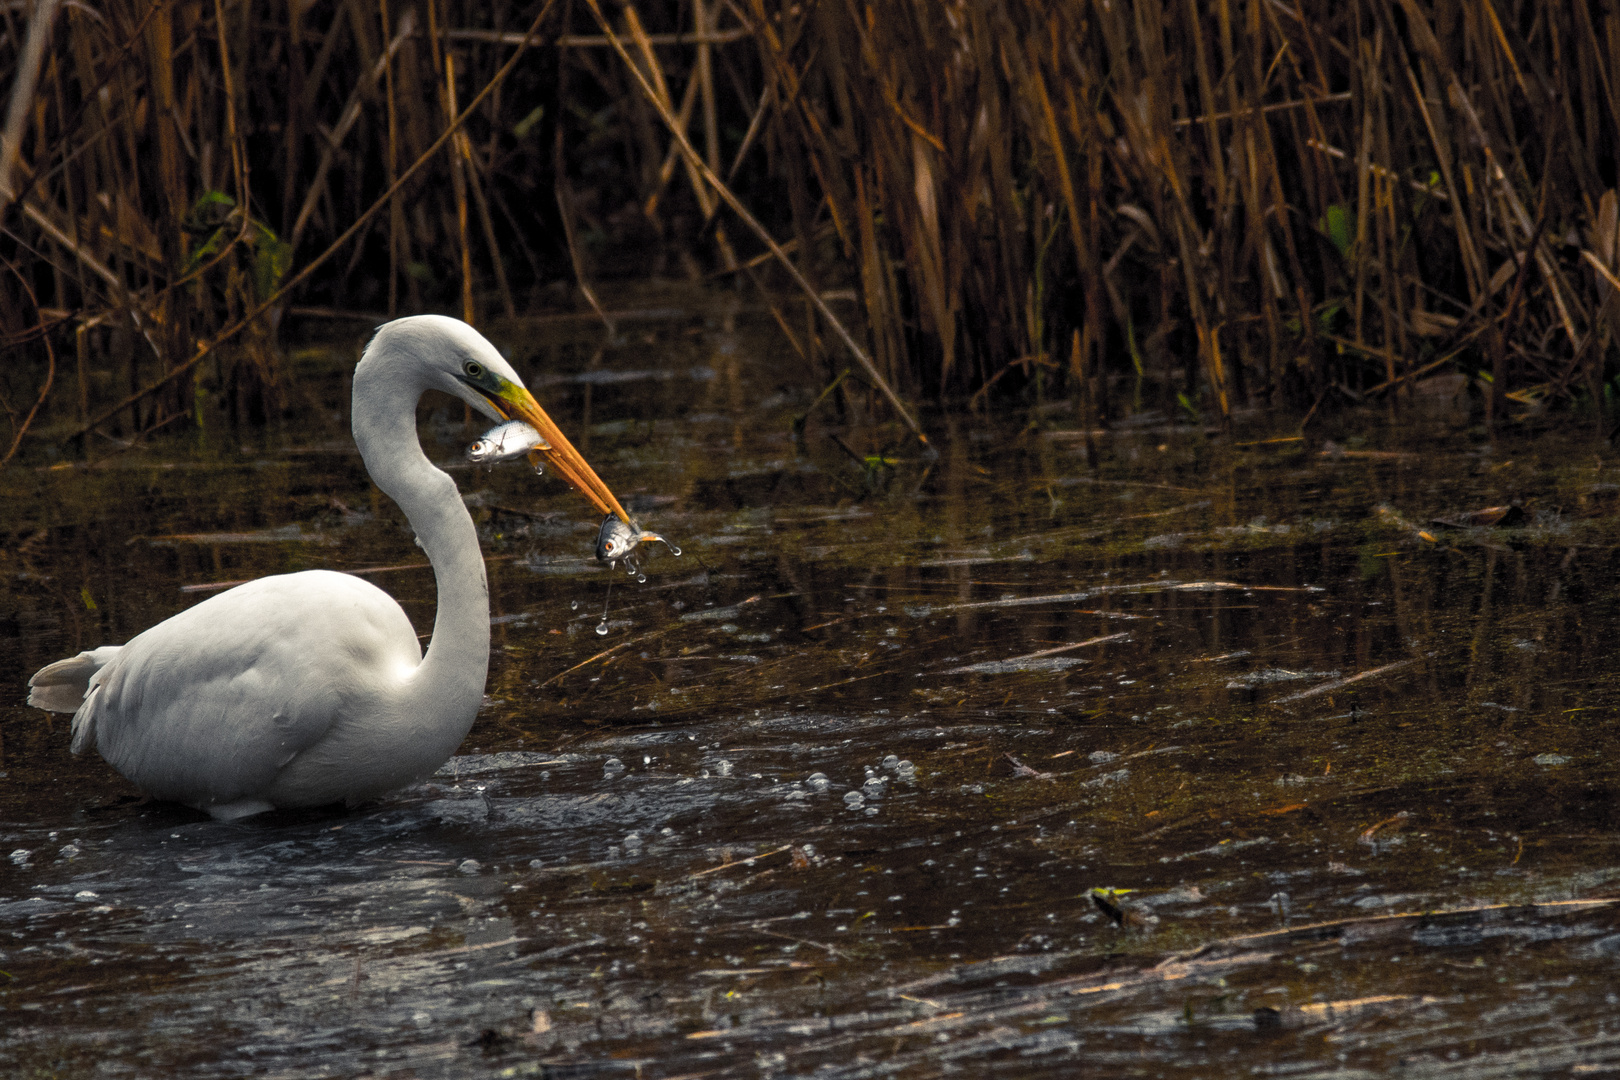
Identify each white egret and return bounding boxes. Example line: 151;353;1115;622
27;315;629;821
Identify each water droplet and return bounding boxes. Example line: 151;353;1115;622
532;463;545;476
669;545;682;556
603;757;625;777
714;759;734;777
636;573;647;584
882;755;900;770
571;601;579;611
457;859;482;875
626;565;638;578
843;791;865;808
529;858;544;869
862;776;885;798
896;760;916;778
595;622;609;636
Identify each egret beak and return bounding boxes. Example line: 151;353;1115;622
489;385;631;524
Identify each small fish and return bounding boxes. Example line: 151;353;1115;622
595;514;680;573
467;420;546;465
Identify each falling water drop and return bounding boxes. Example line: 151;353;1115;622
668;545;682;557
595;621;609;636
570;601;579;611
532;462;545;476
636;573;647;584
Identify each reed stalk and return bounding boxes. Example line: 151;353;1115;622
1;0;1617;459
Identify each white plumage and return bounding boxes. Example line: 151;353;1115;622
28;315;628;820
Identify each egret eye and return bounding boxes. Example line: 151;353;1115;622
464;361;484;378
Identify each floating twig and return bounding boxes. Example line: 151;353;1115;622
1274;656;1424;704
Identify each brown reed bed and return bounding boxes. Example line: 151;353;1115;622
1;0;1617;460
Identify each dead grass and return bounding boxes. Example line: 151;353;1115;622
1;1;1617;455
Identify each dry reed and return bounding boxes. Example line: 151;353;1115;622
2;0;1618;458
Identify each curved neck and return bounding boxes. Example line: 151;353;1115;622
352;361;489;737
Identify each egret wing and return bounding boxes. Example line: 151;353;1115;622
78;571;421;809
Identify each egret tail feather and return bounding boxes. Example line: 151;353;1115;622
27;646;121;714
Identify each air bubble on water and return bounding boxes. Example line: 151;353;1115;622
807;772;830;792
457;859;482;875
714;759;734;777
529;859;544;869
862;776;886;798
882;755;900;770
843;791;865;808
595;621;609;636
603;757;625;778
896;760;916;778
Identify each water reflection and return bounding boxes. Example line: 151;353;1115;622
3;299;1620;1075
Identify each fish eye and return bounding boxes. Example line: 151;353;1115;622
464;361;484;378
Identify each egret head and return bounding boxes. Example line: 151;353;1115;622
363;315;630;523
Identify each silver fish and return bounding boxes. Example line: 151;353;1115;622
596;514;680;570
466;420;546;465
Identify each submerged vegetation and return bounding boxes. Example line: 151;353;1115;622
1;0;1618;457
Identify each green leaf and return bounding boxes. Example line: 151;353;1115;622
248;221;292;302
1321;203;1354;257
513;104;545;139
182;225;231;275
184;190;237;234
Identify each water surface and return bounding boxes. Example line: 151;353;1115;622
4;297;1620;1077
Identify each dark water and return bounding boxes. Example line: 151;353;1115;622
4;295;1620;1077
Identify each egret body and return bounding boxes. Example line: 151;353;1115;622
28;316;627;820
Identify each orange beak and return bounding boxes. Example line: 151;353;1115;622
498;387;631;524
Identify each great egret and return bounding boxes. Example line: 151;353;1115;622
27;315;629;821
